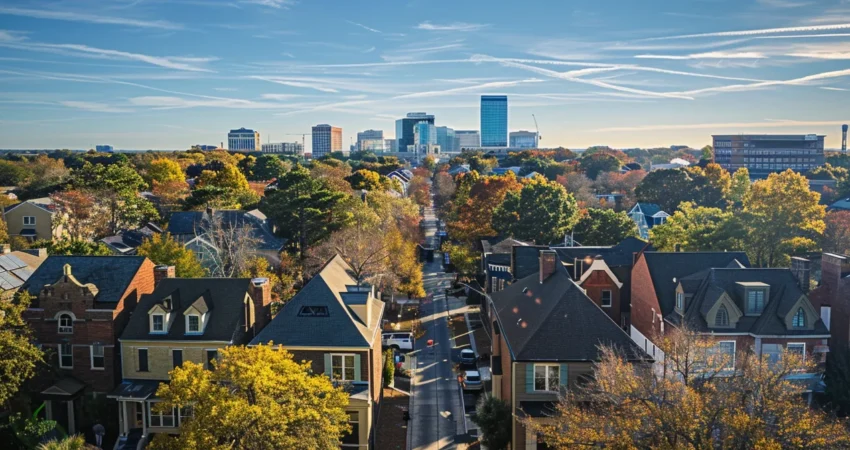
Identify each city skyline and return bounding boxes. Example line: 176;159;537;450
2;0;850;150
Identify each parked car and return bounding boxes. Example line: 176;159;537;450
462;370;483;391
459;349;476;366
382;332;414;351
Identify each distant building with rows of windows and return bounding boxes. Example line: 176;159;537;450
712;134;824;175
227;128;260;152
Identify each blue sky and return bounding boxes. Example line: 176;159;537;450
2;0;850;150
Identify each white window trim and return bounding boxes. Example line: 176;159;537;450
59;343;73;369
787;342;806;363
23;216;36;226
792;308;807;328
601;290;612;308
148;401;176;428
717;340;736;369
676;292;684;311
331;353;357;381
532;363;560;392
185;314;202;335
57;312;74;334
90;344;105;370
150;313;166;334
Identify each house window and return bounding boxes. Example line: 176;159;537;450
151;314;165;333
186;315;200;333
601;290;612;308
58;313;73;334
676;292;684;311
711;341;736;369
533;364;560;392
206;350;218;370
90;344;105;369
762;343;782;366
298;306;329;317
787;343;805;362
149;403;175;427
138;348;149;372
792;308;806;328
59;343;73;369
746;290;765;315
716;305;729;327
172;349;183;369
332;354;356;381
341;411;359;446
178;406;193;426
23;216;35;226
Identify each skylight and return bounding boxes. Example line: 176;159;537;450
298;306;329;317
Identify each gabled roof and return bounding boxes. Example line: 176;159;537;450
0;251;45;290
681;268;829;336
250;255;384;348
100;223;163;254
23;256;148;306
641;251;751;317
828;198;850;211
481;236;531;255
167;210;285;251
629;202;663;217
554;237;652;270
490;263;646;362
121;278;255;342
4;197;54;214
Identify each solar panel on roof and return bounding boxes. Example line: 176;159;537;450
11;268;32;280
0;255;14;271
0;271;23;288
4;254;26;269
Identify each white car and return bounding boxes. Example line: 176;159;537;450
382;332;414;351
462;370;483;391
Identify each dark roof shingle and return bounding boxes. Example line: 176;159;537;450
24;256;147;305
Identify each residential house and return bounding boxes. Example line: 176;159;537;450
166;208;286;272
21;256;157;438
3;197;61;242
827;197;850;212
250;255;385;449
387;169;412;194
627;202;668;240
810;252;850;348
630;251;750;360
490;166;520;176
480;236;530;293
594;193;624;209
487;249;647;450
448;164;470;177
0;246;47;299
111;274;271;445
100;223;163;255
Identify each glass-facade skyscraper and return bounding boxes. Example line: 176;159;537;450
480;95;508;147
436;126;456;153
395;112;435;152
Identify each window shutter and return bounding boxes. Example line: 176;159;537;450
354;354;362;381
525;364;534;392
559;364;568;389
323;353;332;378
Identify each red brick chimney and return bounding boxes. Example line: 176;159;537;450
154;265;175;286
250;278;272;334
539;250;557;284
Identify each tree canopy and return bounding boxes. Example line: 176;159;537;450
650;202;744;252
137;233;207;278
574;208;638;246
492;176;579;244
0;291;43;405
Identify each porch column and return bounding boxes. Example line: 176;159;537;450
67;400;75;434
121;401;128;435
45;400;53;421
141;401;147;436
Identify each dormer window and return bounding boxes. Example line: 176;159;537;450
676;292;684;312
716;305;729;327
746;289;765;315
792;308;806;328
151;314;165;333
58;313;73;334
187;315;201;334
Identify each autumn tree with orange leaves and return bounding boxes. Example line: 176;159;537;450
446;171;521;244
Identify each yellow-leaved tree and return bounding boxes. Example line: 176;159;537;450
149;345;350;450
526;326;850;449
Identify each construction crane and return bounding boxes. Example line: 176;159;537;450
532;114;542;147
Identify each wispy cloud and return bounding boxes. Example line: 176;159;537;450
214;87;239;92
669;67;850;96
393;79;544;99
634;51;767;60
594;120;846;133
380;43;464;62
0;6;182;30
240;0;294;8
250;76;339;92
129;96;289;110
757;0;811;7
347;21;381;33
416;22;488;32
363;46;376;53
59;101;133;113
260;93;304;100
788;51;850;59
821;86;849;91
644;23;850;40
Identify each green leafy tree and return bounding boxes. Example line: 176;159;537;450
185;185;259;210
579;153;622;180
492;176;579;244
197;163;251;192
137;233;207;278
262;165;348;259
383;349;395;387
421;155;437;172
574;208;638;246
694;163;732;208
147;158;185;185
72;162;158;234
743;169;826;267
32;238;113;256
19;155;70;198
0;291;43;404
442;242;478;281
10;412;58;449
149;345;350;450
729;167;751;205
635;168;696;212
346;169;386;191
700;145;713;161
252;155;289;181
37;435;87;450
472;395;512;450
649;202;745;252
0;160;33;186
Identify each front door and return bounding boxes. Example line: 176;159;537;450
133;402;144;429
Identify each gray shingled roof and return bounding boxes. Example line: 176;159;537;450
250;255;384;348
682;268;829;336
100;223;163;254
491;263;646;362
121;278;254;343
555;237;652;272
167;210;285;251
23;256;147;306
481;236;531;255
642;252;750;317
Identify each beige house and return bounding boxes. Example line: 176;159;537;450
110;272;271;446
3;197;61;241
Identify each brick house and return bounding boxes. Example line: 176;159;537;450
250;255;385;449
21;256;157;439
809;252;850;348
110;272;271;446
487;249;647;450
480;236;530;293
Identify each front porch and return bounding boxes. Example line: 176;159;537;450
108;379;188;449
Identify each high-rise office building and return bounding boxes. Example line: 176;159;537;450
456;130;481;149
712;134;825;174
261;142;304;155
384;139;398;152
228;128;260;152
509;130;539;149
436;126;456;153
356;129;385;152
395;112;435;152
480;95;508;147
412;122;439;155
312;124;342;158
